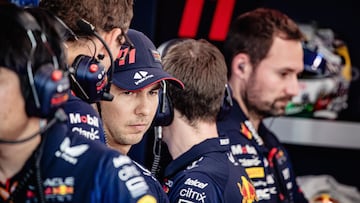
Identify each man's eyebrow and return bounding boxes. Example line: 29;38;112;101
151;83;162;90
128;83;161;93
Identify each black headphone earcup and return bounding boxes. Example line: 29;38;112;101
26;63;69;117
217;84;233;121
71;54;107;103
152;88;174;126
11;8;70;118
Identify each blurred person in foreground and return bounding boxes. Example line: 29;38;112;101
0;2;155;203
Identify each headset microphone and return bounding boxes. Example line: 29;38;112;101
0;108;67;144
76;18;115;102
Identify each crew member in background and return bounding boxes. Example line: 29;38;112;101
217;7;309;203
161;38;257;202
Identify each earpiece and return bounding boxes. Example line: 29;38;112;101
152;81;174;127
217;84;233;120
17;10;70;118
238;63;245;70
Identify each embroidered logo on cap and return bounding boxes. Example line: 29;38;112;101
151;49;161;63
133;71;154;85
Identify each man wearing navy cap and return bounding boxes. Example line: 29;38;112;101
97;29;184;203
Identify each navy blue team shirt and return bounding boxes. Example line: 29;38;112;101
162;137;258;202
73;96;169;203
217;98;309;203
133;161;170;203
0;120;156;202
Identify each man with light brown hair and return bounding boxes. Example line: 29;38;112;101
161;38;257;202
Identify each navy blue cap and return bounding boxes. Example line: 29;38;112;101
113;29;184;90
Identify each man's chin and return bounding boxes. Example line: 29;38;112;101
269;107;286;117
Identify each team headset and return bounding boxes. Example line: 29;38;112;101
24;17;70;119
140;42;175;176
152;38;189;128
152;80;174;127
68;18;115;103
150;80;174;177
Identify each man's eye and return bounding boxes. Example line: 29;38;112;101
123;91;133;95
280;72;288;77
150;90;159;95
297;72;303;78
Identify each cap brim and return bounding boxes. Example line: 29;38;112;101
112;67;184;91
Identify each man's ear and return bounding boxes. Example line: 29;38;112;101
103;27;122;44
102;28;122;55
231;53;249;78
